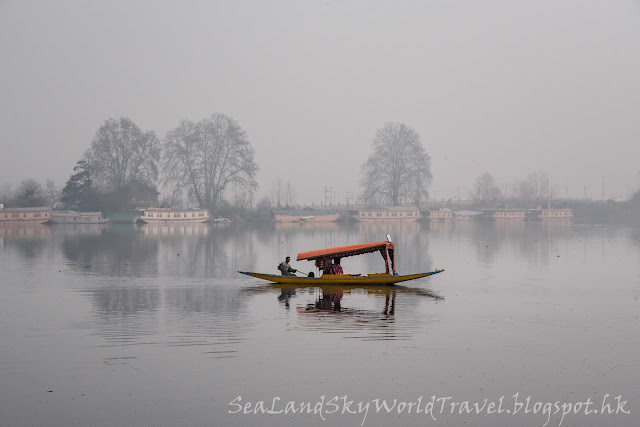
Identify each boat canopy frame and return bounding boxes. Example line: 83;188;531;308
297;241;396;275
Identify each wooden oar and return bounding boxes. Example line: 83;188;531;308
296;270;315;277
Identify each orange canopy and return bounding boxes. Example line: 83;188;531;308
297;241;394;261
297;241;396;275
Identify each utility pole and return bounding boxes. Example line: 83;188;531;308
602;176;605;200
324;186;333;207
345;192;353;207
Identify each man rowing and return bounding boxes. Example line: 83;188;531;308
278;256;297;276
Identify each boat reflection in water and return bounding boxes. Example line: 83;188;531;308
254;283;442;340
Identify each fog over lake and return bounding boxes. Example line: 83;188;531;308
1;1;639;203
1;221;638;426
1;1;639;426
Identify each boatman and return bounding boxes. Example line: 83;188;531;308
278;256;297;276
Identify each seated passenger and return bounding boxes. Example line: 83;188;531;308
329;257;344;274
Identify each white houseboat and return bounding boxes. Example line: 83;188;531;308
50;211;110;224
428;208;453;220
481;209;527;221
357;206;421;221
136;207;209;224
539;208;573;219
0;206;51;223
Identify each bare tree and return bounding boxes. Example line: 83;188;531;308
86;117;160;191
0;183;12;206
14;179;47;207
285;181;296;207
272;178;284;208
271;178;295;207
518;171;554;203
230;181;254;210
162;113;258;212
45;179;61;209
360;122;432;206
471;173;501;203
256;196;271;210
159;193;183;209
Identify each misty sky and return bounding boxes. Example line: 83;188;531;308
1;0;639;205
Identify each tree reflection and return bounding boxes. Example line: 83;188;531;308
433;220;577;267
0;223;51;259
144;223;259;279
62;224;159;277
89;286;161;316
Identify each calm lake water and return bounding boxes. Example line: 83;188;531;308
1;220;638;426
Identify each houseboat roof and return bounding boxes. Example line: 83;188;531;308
52;211;103;216
454;210;482;216
139;207;207;212
360;206;419;211
297;241;394;261
0;206;50;211
274;209;336;216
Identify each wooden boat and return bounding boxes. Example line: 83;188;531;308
238;238;444;285
211;216;231;223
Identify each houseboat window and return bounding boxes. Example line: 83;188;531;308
184;213;187;218
192;213;195;217
159;213;163;218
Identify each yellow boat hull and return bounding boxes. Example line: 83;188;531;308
238;269;444;285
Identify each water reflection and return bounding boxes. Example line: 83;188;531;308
57;223;262;279
249;283;442;341
62;224;159;277
147;223;259;279
0;223;51;259
274;222;340;232
430;220;581;266
88;286;161;316
79;284;249;359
